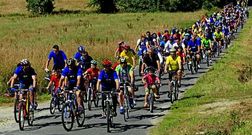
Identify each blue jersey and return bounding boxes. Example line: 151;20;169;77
62;67;82;85
14;66;36;86
98;69;118;90
196;37;201;47
74;52;82;62
188;40;198;52
48;50;67;69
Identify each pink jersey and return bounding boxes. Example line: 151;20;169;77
142;73;160;88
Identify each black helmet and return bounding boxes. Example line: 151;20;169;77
20;59;30;66
66;58;76;67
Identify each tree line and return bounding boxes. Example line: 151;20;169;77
27;0;246;14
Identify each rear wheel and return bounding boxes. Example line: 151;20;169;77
62;103;74;131
174;81;179;100
76;103;85;127
18;103;25;131
27;102;34;126
94;92;99;107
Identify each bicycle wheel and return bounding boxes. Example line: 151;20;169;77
50;97;56;114
174;81;179;101
106;101;111;133
190;62;194;74
58;94;64;112
76;103;85;127
27;102;34;126
94;92;99;107
61;103;74;131
149;93;154;113
170;83;174;103
18;102;25;131
206;53;210;67
87;87;92;111
194;59;198;73
14;99;19;123
124;96;130;122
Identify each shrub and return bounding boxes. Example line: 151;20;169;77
26;0;54;14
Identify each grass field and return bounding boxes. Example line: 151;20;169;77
151;10;252;135
0;1;208;103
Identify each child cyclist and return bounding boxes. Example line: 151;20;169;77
142;67;160;108
46;69;61;95
84;60;100;99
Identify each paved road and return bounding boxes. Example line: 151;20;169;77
0;52;224;135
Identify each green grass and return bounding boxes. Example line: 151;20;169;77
151;11;252;135
0;9;208;104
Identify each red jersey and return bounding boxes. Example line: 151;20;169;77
85;68;99;80
50;75;60;92
142;73;160;88
177;52;185;63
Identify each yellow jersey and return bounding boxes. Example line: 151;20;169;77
165;55;181;71
120;50;135;66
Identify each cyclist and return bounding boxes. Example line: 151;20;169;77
115;57;135;113
142;67;160;108
84;60;100;100
202;34;213;63
10;59;37;109
164;48;182;87
74;45;86;62
115;41;125;59
141;47;161;76
46;69;61;95
59;58;84;111
78;51;93;72
187;35;201;68
97;59;119;117
213;27;224;51
120;44;136;69
45;44;67;72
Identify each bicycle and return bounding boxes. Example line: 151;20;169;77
120;76;131;122
167;71;179;103
18;89;34;131
187;52;198;74
12;84;20;123
146;84;160;113
86;77;99;111
102;90;116;133
49;89;64;114
61;88;85;131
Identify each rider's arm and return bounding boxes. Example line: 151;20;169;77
96;80;101;92
141;63;146;74
10;74;18;88
164;57;170;73
45;51;53;70
156;60;161;72
132;55;136;69
32;75;36;88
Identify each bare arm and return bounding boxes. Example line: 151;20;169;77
115;79;119;90
32;75;36;88
96;80;101;92
10;74;18;88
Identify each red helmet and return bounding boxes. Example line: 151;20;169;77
123;44;130;50
102;59;112;67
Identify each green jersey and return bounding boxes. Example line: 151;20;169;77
202;38;211;49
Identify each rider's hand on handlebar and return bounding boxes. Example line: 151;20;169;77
45;68;49;72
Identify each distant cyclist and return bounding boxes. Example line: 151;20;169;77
45;44;67;72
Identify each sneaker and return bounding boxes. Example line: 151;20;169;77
210;59;212;63
120;106;125;114
101;112;106;119
133;100;136;106
197;64;201;68
144;103;148;108
188;61;192;65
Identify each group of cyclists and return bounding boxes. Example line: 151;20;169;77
6;1;248;131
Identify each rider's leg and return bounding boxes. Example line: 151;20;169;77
144;89;149;107
118;90;124;107
76;90;83;109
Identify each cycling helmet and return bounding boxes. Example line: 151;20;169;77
146;66;155;73
102;59;112;67
20;59;30;66
118;41;124;45
78;45;85;53
119;57;127;64
170;48;176;53
90;60;97;65
124;44;130;50
66;58;76;67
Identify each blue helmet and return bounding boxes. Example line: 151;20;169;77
78;45;85;53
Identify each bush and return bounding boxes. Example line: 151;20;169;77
26;0;54;14
202;0;214;10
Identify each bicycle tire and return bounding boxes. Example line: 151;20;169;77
149;93;154;113
27;101;34;126
50;98;56;114
76;103;85;127
14;99;19;123
61;103;74;131
18;102;25;131
174;81;179;101
106;101;111;133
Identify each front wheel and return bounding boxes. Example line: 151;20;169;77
106;101;111;133
18;103;25;131
14;99;19;123
149;93;154;113
61;103;74;131
50;98;56;114
174;81;179;100
76;104;85;127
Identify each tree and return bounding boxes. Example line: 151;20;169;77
26;0;54;14
89;0;117;13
